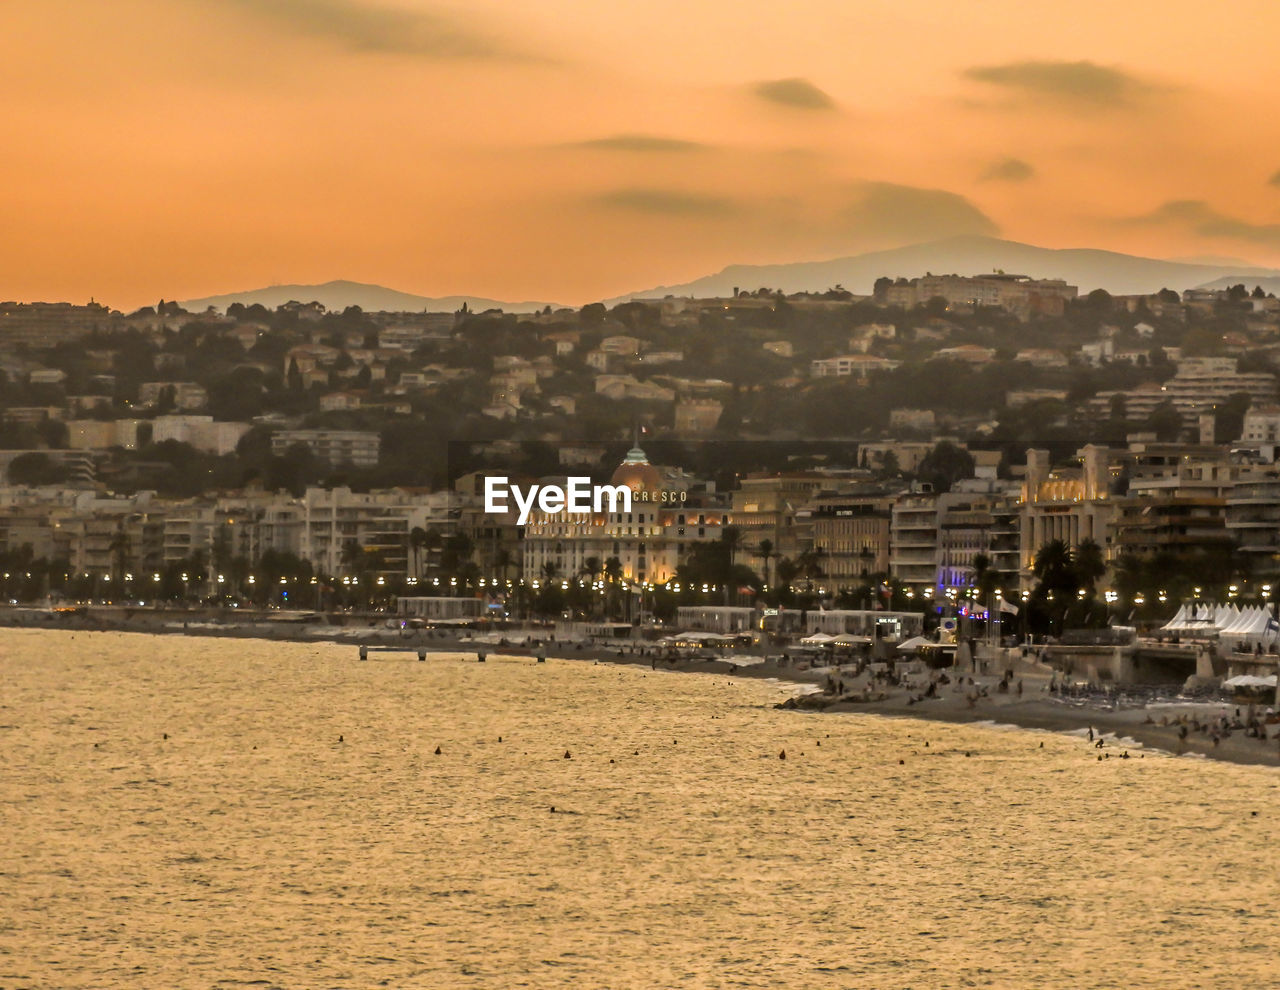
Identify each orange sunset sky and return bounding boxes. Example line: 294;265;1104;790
5;0;1280;310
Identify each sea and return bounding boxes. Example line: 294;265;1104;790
2;629;1278;989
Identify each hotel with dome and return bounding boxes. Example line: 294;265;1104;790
520;445;727;585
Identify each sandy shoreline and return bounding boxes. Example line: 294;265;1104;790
6;607;1279;770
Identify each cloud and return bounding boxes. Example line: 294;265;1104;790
1125;200;1280;247
980;158;1035;183
843;182;999;243
593;188;737;216
963;60;1154;108
220;0;523;59
568;135;709;153
753;78;835;111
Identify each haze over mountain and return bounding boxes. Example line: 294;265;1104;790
1197;275;1280;296
607;236;1280;302
172;240;1280;316
180;280;557;315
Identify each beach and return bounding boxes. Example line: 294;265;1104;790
5;606;1278;769
3;627;1280;989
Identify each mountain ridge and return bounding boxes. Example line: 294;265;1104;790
174;239;1280;315
604;236;1280;302
179;279;558;314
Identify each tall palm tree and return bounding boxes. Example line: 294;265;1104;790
714;526;745;604
603;556;623;620
1032;539;1072;586
754;539;776;592
797;547;826;593
775;557;800;598
493;547;517;586
1072;539;1106;590
422;527;444;574
108;529;132;585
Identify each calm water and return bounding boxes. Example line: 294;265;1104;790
2;629;1278;989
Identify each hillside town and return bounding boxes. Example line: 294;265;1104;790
1;273;1280;637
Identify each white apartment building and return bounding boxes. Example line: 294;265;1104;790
810;355;900;379
271;430;381;467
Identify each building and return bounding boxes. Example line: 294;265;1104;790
888;408;936;431
521;445;720;586
935;344;996;364
1109;495;1231;559
1019;447;1116;585
805;492;894;591
66;419;141;450
1242;406;1280;443
397;597;487;620
0;450;96;486
1227;472;1280;576
593;376;676;402
1015;348;1069;368
810;355;900;379
137;382;208;410
0;301;118;347
731;473;832;558
271;430;380;467
152;416;251;456
889;490;938;588
674;399;723;435
909;274;1078;318
297;487;437;581
803;609;924;640
675;606;756;633
1150;358;1276;427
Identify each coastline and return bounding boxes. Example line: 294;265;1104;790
5;607;1278;770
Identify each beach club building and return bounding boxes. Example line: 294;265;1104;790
675;605;757;633
396;596;487;621
803;608;923;641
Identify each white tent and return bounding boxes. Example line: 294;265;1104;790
895;635;931;652
1223;674;1278;688
1160;604;1190;631
1220;606;1255;636
800;632;836;644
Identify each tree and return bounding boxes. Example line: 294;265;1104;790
1032;540;1073;589
1213;391;1252;443
796;547;826;594
441;533;474;591
1085;288;1113;310
753;539;776;594
6;453;70;486
1072;540;1106;589
916;441;975;493
108;528;133;585
1144;402;1185;442
603;556;623;619
156;384;177;414
971;552;996;604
